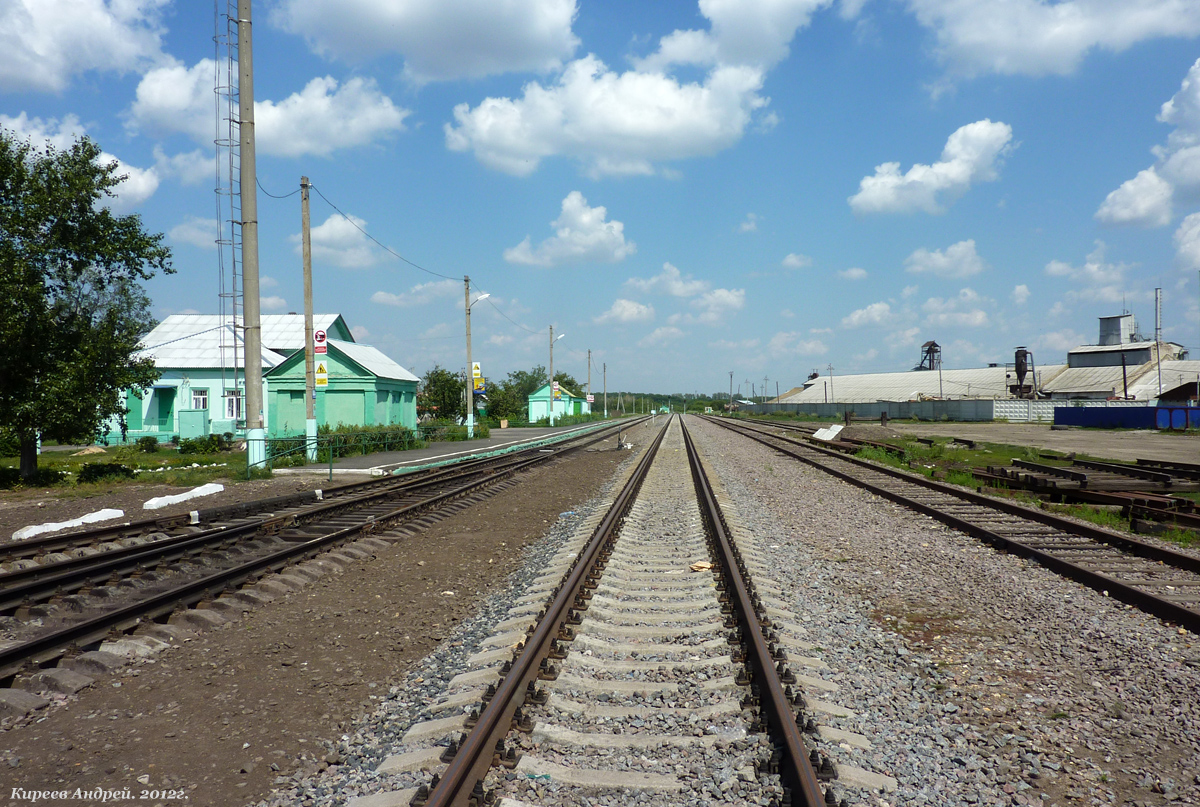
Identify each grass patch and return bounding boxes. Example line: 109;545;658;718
0;442;248;491
1042;503;1129;531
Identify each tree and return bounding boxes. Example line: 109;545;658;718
419;365;464;421
0;129;172;481
484;365;549;422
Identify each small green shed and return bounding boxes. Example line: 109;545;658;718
265;339;419;437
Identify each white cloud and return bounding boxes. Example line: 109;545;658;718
691;287;745;323
372;279;461;308
1095;168;1173;227
902;284;919;298
782;252;812;269
351;325;371;341
922;288;990;328
1038;328;1088;354
261;295;289;312
1044;241;1138;303
0;0;169;92
709;338;760;350
639;326;684;347
738;213;758;233
904;239;986;278
890;326;923;347
634;0;834;72
261;276;279;289
0;113;159;210
594;299;655;324
906;0;1200;80
841;301;892;328
295;214;382;269
1012;284;1031;305
153;147;213;186
129;60;409;157
1175;212;1200;269
270;0;579;84
445;55;769;177
626;262;710;298
767;331;828;356
1097;59;1200;227
168;216;219;250
848;119;1013;214
838;267;867;280
504;191;635;266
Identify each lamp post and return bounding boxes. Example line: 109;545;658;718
464;276;489;438
549;326;565;425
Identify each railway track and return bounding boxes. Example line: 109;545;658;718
0;419;645;684
707;416;1200;634
348;415;893;807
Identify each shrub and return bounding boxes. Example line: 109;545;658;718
78;462;136;484
137;436;160;452
0;466;67;489
179;435;224;455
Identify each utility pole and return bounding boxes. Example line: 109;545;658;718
548;326;564;425
465;277;474;438
603;362;607;418
238;0;265;468
300;175;316;461
587;349;592;410
828;364;835;403
729;371;733;413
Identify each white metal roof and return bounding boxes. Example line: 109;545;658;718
1067;340;1185;354
1041;365;1142;395
330;340;419;382
135;323;288;369
141;314;349;356
1127;361;1200;398
780;365;1067;403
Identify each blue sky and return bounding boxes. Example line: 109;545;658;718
3;0;1200;396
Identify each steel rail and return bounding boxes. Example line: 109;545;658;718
423;417;672;807
0;419;648;682
680;418;828;807
707;416;1200;633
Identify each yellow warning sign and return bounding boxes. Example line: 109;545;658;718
315;360;328;388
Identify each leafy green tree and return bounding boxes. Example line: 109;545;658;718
552;371;581;396
0;129;172;481
482;365;547;422
419;365;464;421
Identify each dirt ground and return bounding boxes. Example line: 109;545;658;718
888;421;1200;463
0;435;635;806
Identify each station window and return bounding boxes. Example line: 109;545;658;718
225;392;243;420
192;389;209;410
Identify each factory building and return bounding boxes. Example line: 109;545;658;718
108;313;418;442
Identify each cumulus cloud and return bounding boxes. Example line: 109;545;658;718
0;112;158;209
1097;58;1200;227
1044;241;1139;303
838;267;867;280
1012;284;1031;304
261;295;289;312
372;279;461;307
129;60;409;157
270;0;579;83
1174;212;1200;268
922;288;990;327
1038;328;1088;354
594;299;654;324
0;0;169;92
504;191;635;266
168;216;219;250
1095;168;1173;227
904;239;986;278
639;326;684;347
841;301;892;328
905;0;1200;80
738;213;758;233
153;147;213;185
782;253;812;269
634;0;834;72
691;288;745;324
444;55;770;177
767;331;828;356
848;119;1013;214
890;326;923;347
626;262;710;298
293;213;382;269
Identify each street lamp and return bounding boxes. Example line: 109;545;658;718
464;275;489;438
549;326;565;426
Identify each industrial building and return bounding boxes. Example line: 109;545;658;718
766;314;1197;421
108;313;418;442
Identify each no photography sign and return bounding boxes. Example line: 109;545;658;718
314;329;327;354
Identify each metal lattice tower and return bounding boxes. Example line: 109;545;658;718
213;0;242;411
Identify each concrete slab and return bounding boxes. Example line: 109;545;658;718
515;755;683;791
466;646;514;669
423;688;484;716
447;665;502;690
836;763;898;792
60;650;125;676
566;652;732;674
17;668;94;695
479;629;527;650
810;697;856;718
169;607;228;630
401;713;467;744
571;633;727;656
818;725;872;749
547;693;738;720
375;746;444;775
795;673;839;693
532;722;740;749
346;789;419;807
0;688;49;718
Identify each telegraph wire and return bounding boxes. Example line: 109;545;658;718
255;178;301;199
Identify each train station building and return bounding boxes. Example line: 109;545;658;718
107;313;418;442
528;382;591;422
